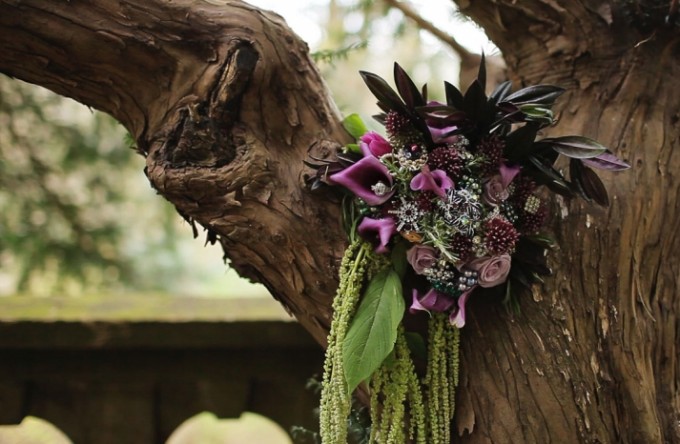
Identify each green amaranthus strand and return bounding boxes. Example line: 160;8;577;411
320;240;387;444
369;328;426;444
425;314;461;444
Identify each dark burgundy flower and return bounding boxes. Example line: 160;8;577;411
484;217;519;255
477;135;505;175
428;146;464;180
450;234;473;262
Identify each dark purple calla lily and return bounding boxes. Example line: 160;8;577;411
410;165;454;198
499;163;521;188
360;131;392;158
329;155;395;205
449;288;474;328
358;217;397;254
428;125;459;144
409;288;456;314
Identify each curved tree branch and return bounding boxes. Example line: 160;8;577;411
383;0;474;62
0;0;351;346
1;1;679;443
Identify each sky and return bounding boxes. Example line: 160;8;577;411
246;0;497;55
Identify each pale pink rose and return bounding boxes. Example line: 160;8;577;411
406;244;438;275
469;254;512;288
482;175;510;206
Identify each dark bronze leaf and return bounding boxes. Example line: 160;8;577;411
360;70;407;114
489;80;512;104
582;151;631;171
394;62;425;108
477;52;487;90
526;156;574;197
502;85;565;106
504;123;543;161
540;136;607;159
463;79;487;122
444;81;464;109
580;164;610;206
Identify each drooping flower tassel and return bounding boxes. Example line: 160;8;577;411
369;328;426;444
320;240;371;444
425;314;460;444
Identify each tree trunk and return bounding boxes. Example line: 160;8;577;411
451;2;680;442
1;0;678;442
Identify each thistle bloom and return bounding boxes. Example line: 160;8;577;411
410;165;453;198
358;217;397;254
449;288;473;328
409;288;455;314
329;155;395;205
360;131;392;158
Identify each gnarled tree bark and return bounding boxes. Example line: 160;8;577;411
1;0;678;442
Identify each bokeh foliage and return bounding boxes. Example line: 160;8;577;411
0;76;187;295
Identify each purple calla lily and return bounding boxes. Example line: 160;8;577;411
449;288;474;328
358;217;397;254
410;165;454;198
499;163;521;188
409;288;456;314
428;125;460;144
329;155;395;205
360;131;392;158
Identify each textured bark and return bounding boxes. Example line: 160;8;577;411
0;0;350;346
453;2;680;443
1;0;678;443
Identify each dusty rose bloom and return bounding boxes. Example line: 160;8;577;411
482;175;510;206
469;254;512;288
407;244;438;275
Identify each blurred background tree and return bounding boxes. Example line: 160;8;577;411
0;0;493;298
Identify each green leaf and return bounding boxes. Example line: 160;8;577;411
404;332;427;361
518;104;554;124
342;113;368;140
390;241;409;279
343;269;405;393
345;143;361;154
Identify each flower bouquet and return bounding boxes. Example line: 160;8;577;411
308;58;629;444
